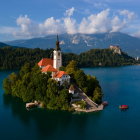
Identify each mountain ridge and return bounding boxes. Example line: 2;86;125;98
0;42;9;48
4;32;140;56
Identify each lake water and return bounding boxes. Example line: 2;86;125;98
0;66;140;140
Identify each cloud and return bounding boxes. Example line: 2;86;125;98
16;15;31;25
65;7;75;17
79;9;111;34
93;2;108;9
111;16;126;32
132;31;140;38
64;17;77;34
15;15;33;37
0;7;138;39
83;0;134;3
78;9;136;34
119;10;136;20
39;17;63;35
0;27;17;34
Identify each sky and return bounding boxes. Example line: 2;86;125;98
0;0;140;41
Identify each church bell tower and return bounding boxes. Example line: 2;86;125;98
53;35;62;70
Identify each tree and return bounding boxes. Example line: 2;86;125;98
3;78;11;94
66;60;78;75
57;89;70;110
74;70;87;89
93;87;103;104
19;63;31;77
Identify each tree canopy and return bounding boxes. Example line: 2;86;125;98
65;60;103;104
3;63;71;110
0;46;138;70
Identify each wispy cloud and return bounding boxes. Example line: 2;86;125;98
65;7;75;17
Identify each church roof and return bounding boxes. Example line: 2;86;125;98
41;65;57;72
38;58;53;67
54;71;68;78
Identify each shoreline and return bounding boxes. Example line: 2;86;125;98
134;63;140;65
72;104;104;113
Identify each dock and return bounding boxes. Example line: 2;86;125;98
26;101;39;109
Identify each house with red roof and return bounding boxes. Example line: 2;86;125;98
38;58;53;68
41;65;57;73
53;71;70;85
38;35;70;85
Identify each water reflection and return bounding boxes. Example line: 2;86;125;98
3;94;102;140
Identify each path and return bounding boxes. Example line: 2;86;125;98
71;88;103;112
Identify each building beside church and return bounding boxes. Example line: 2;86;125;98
38;35;70;85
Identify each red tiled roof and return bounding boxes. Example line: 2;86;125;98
41;65;57;72
54;71;68;78
38;58;53;67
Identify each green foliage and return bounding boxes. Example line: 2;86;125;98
74;100;87;109
0;47;137;70
59;66;66;71
3;59;103;111
66;60;78;74
3;78;11;94
74;70;87;89
19;63;31;77
66;60;103;104
78;49;136;67
3;63;71;110
93;87;103;104
0;47;53;70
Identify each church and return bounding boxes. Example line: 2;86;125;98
38;35;70;85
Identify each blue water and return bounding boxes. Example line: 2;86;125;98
0;66;140;140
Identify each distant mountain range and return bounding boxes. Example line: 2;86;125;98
4;32;140;56
0;42;9;48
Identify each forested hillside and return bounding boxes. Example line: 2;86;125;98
0;46;138;70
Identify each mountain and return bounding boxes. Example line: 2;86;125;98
0;42;9;48
5;32;140;56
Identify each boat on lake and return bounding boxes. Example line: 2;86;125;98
102;101;108;106
119;105;129;109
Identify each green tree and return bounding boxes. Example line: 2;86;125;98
3;78;11;94
93;87;103;104
66;60;78;75
74;70;87;90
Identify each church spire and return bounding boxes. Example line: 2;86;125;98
53;35;62;69
55;35;61;51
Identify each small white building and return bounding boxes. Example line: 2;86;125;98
53;71;70;85
69;85;79;97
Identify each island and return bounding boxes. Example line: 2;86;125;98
3;36;103;112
